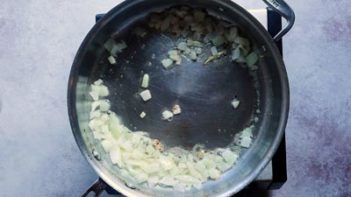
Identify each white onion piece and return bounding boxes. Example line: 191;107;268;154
238;137;252;148
177;42;187;51
94;79;103;86
231;98;240;109
108;56;116;64
172;104;182;115
99;100;110;112
139;111;146;119
161;58;173;69
89;92;99;101
109;147;122;166
246;52;258;66
101;139;114;152
162;110;174;121
141;74;150;88
139;90;152;102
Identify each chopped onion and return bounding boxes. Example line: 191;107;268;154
90;110;101;119
172;104;182;115
111;41;127;55
89;91;99;101
231;98;240;109
168;50;182;64
94;79;103;86
99;100;111;112
141;74;150;88
235;37;250;47
108;56;116;64
110;147;123;167
211;34;225;46
104;39;115;52
238;137;252;148
101;139;114;152
189;51;197;60
139;90;152;102
246;52;259;66
177;42;187;51
162;110;174;121
161;58;173;69
231;47;241;61
140;111;146;119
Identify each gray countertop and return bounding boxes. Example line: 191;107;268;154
0;1;350;196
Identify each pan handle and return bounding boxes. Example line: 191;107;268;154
81;178;107;197
262;0;295;41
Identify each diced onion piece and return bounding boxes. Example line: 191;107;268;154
101;139;114;152
159;156;175;170
90;110;101;119
187;39;203;47
177;42;187;51
110;147;122;166
92;85;109;98
241;127;253;138
104;39;115;52
211;34;225;46
208;168;221;179
89;91;99;101
168;50;182;64
189;51;197;60
221;149;238;165
246;52;259;66
99;100;111;112
108;56;116;64
168;50;179;57
162;110;174;121
140;111;146;119
111;41;127;55
99;86;109;97
235;37;250;47
194;47;202;55
139;90;152;102
92;131;104;140
231;98;240;109
238;137;252;148
161;58;173;69
172;104;182;115
141;74;150;88
91;101;100;112
94;79;103;86
231;47;241;61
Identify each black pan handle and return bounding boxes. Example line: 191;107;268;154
263;0;295;41
81;178;107;197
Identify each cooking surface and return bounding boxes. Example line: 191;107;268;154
0;0;350;197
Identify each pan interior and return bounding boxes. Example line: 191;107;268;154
90;11;259;150
71;0;287;196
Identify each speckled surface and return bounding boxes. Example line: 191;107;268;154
0;1;350;197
